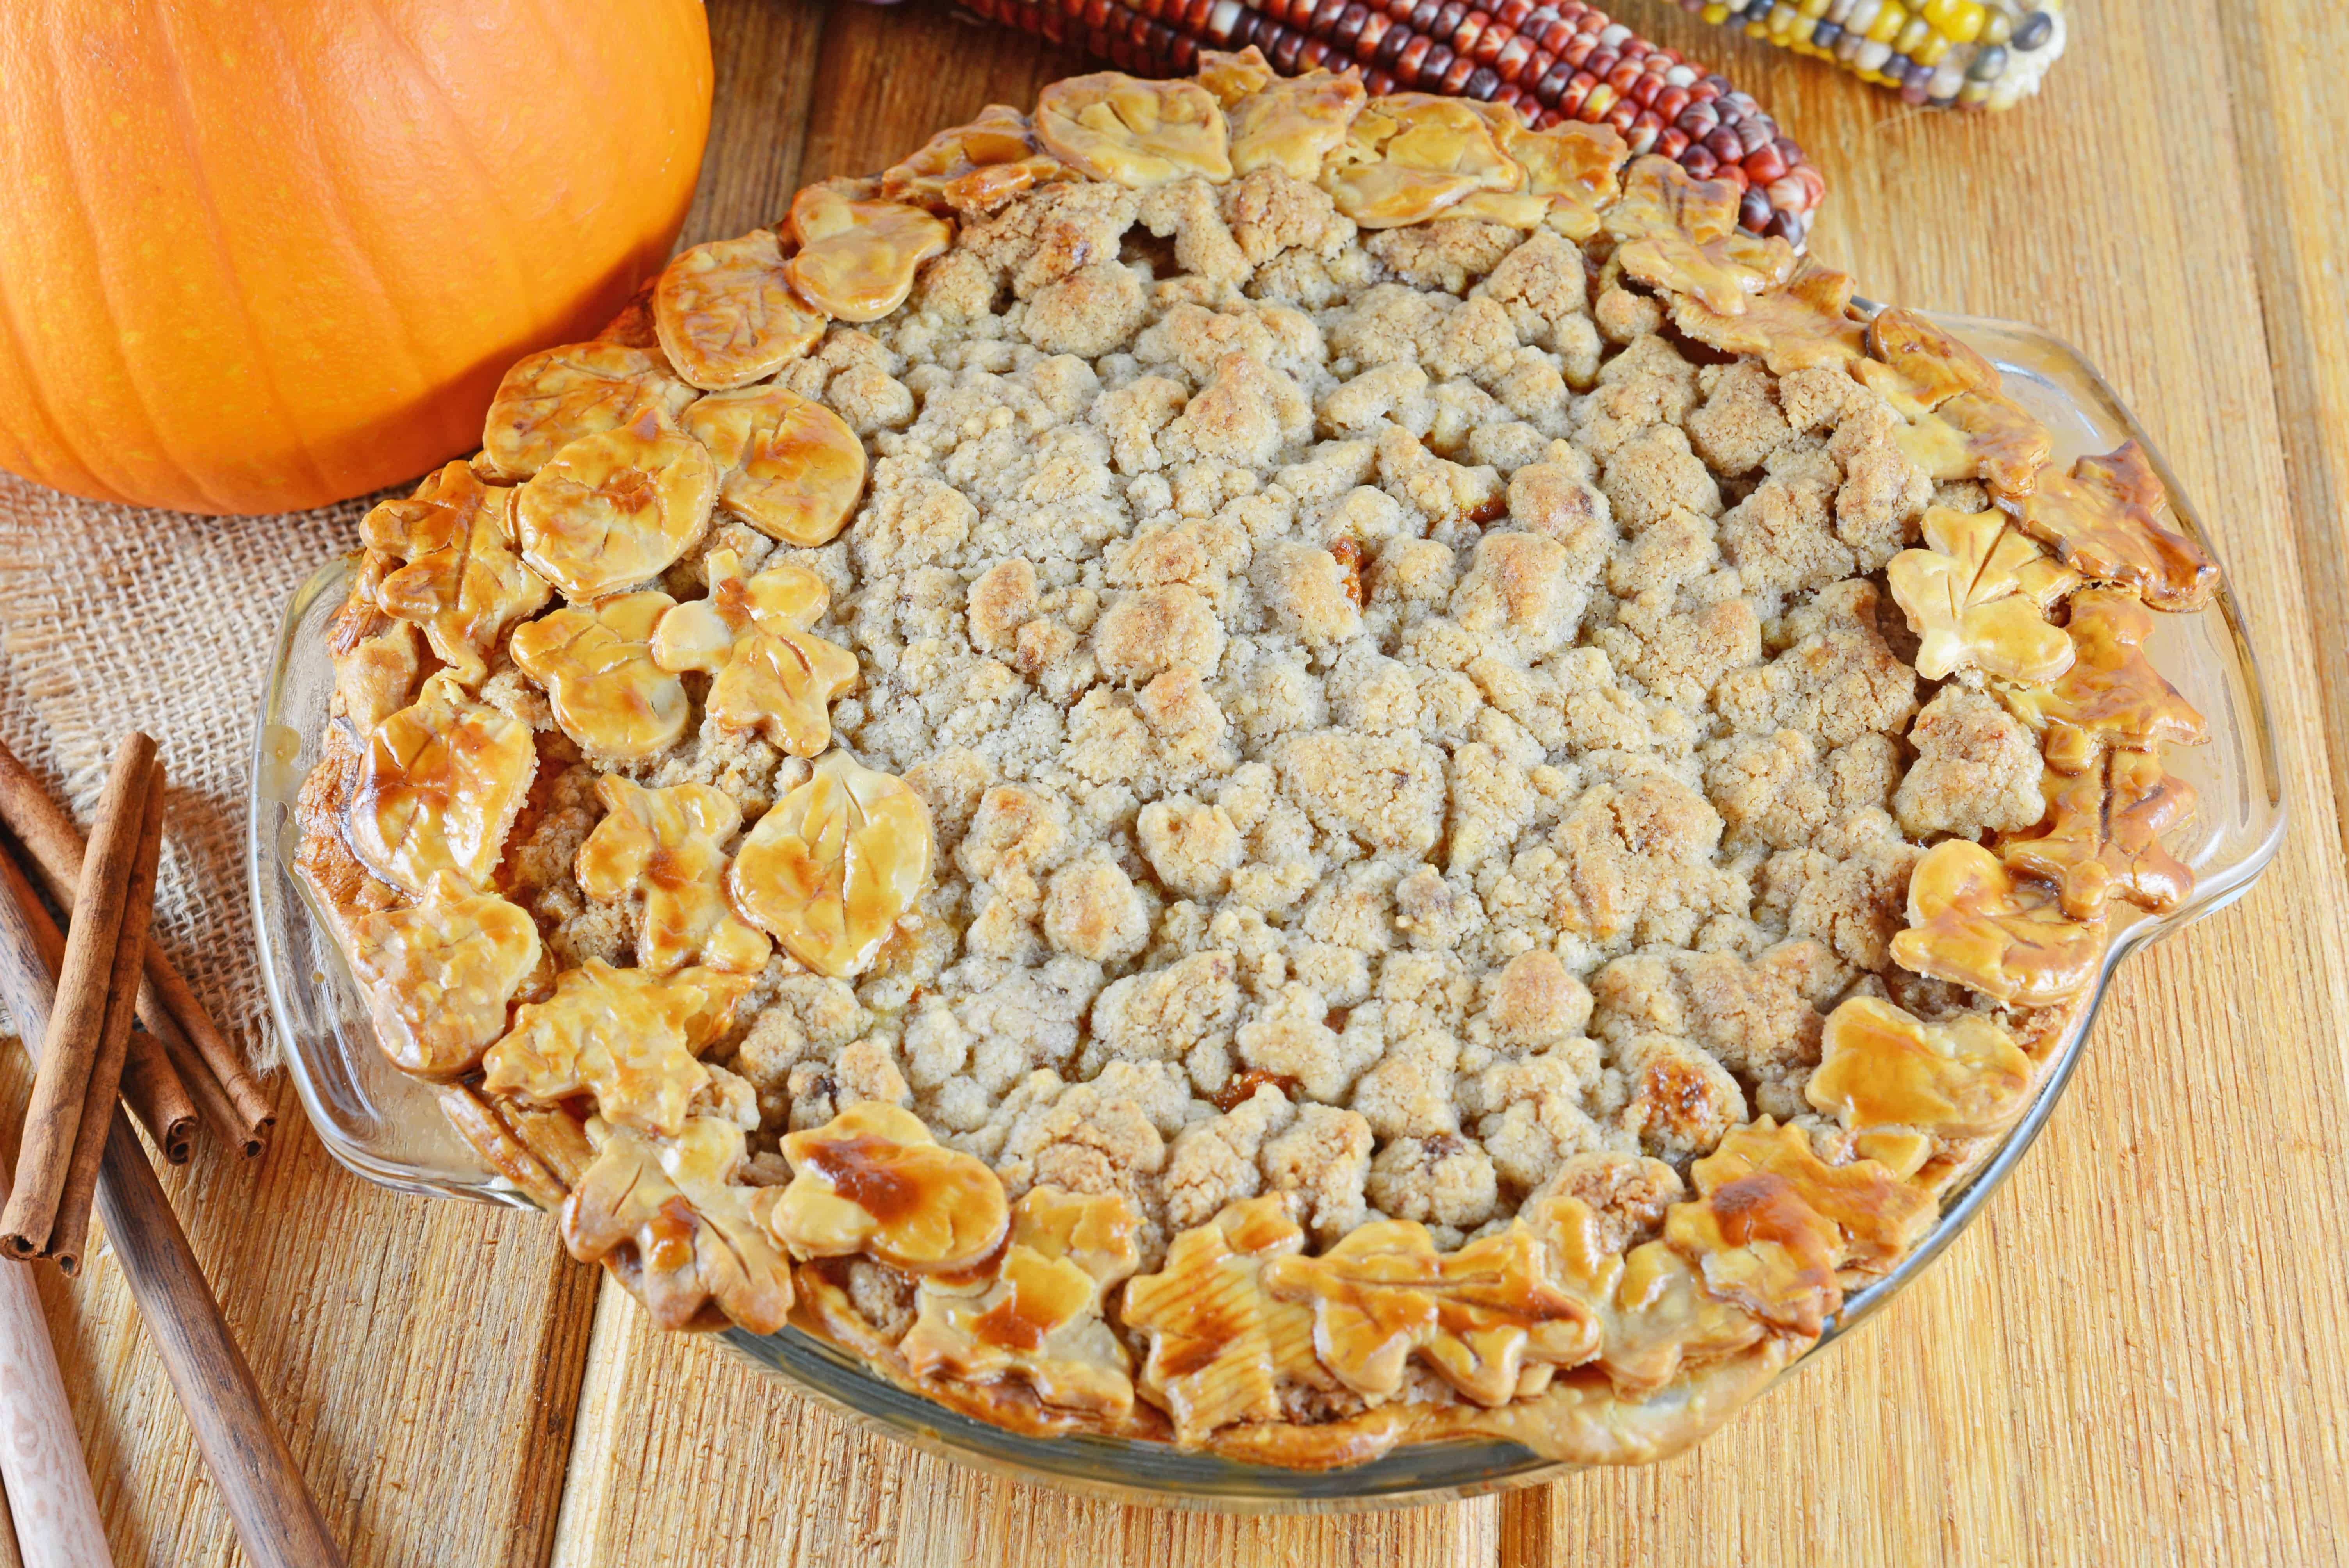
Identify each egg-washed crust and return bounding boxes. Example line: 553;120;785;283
297;49;2219;1471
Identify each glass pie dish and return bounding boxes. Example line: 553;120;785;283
247;313;2284;1512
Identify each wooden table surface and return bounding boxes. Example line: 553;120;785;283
4;0;2345;1563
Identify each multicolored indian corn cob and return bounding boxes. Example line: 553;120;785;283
1652;0;2067;109
960;0;1827;239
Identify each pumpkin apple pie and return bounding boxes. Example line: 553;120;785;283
298;51;2218;1470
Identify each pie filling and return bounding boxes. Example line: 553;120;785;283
299;50;2216;1470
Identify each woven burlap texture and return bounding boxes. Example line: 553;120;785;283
0;471;374;1070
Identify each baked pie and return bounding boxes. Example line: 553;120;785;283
299;52;2219;1471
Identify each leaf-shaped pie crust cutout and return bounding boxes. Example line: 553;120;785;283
2001;747;2197;918
1909;388;2053;496
481;960;750;1137
1672;264;1866;375
1660;1173;1842;1339
515;409;718;600
899;1187;1142;1419
772;1103;1009;1272
347;872;541;1079
653;229;827;392
1808;996;2036;1140
346;671;536;896
362;463;551;684
1034;72;1232;188
576;777;770;975
1321;93;1522;229
1527;1196;1768;1397
480;342;698;480
2003;442;2218;612
650;548;859;755
1690;1120;1937;1277
728;751;934;979
509;591;688;761
1122;1197;1333;1445
1603;156;1796;315
1193;45;1276;105
679;385;868;547
2001;587;2208;773
1260;1218;1602;1407
1890;839;2105;1007
562;1115;795;1333
1223;65;1365;184
1452;114;1627;239
333;615;422;737
783;187;952;324
1857;307;2050;495
1864;307;2001;410
1886;504;2079;683
879;103;1067;217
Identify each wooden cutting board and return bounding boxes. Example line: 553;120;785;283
7;0;2345;1562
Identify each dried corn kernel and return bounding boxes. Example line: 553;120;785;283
1663;0;2066;109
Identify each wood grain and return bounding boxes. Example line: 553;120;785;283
679;0;834;248
2217;0;2349;874
14;0;2347;1564
798;0;1089;182
0;1470;23;1568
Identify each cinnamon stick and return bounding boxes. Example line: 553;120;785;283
1;732;154;1260
0;848;197;1164
0;846;346;1568
48;759;167;1274
0;735;272;1152
141;1000;255;1159
139;936;274;1151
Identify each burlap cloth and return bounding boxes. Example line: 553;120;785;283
0;471;378;1069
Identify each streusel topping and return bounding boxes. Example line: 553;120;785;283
469;160;2017;1270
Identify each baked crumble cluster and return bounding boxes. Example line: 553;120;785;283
298;52;2219;1470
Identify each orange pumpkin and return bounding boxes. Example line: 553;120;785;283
0;1;713;515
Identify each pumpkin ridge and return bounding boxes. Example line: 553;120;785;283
16;8;211;507
148;0;344;509
351;0;548;337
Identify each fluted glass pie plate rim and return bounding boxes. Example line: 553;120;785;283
247;311;2286;1512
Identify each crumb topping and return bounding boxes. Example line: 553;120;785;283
554;160;1967;1256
